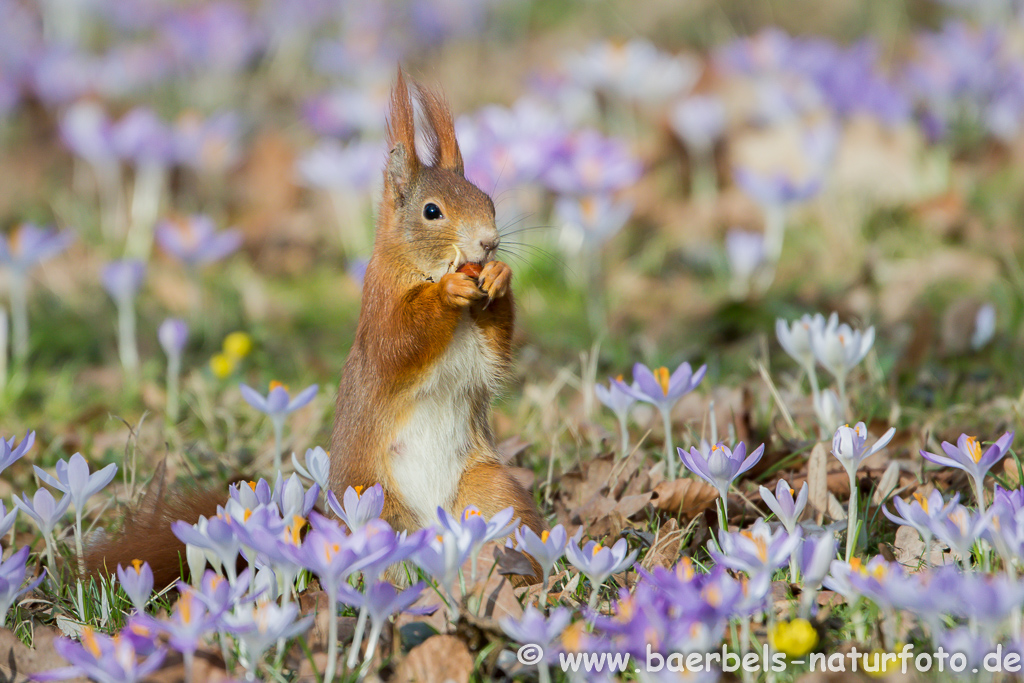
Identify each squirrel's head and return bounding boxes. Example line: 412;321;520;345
375;70;499;282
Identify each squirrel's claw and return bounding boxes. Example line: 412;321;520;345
478;261;511;304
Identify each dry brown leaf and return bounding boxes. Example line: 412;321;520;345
641;518;682;569
650;478;718;519
393;635;473;683
0;625;87;683
806;442;829;523
892;525;950;569
872;462;901;506
614;492;654;518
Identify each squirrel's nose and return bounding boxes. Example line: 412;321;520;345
479;237;498;255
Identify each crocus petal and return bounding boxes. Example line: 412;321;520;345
239;384;269;412
286;384;319;412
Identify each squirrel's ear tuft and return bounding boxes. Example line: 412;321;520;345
385;68;420;199
418;86;464;176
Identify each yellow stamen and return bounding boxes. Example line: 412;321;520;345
913;492;929;513
850;557;863;573
81;627;101;658
615;374;624;382
561;621;586;651
704;585;722;607
540;530;550;543
269;380;289;392
617;596;634;621
131;558;143;573
324;542;340;562
592;544;603;556
965;436;983;463
243;508;252;521
288;516;306;546
740;531;769;563
655;367;671;395
248;481;257;491
353;485;364;496
179;592;193;624
677;557;695;581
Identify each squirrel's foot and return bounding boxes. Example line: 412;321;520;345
478;260;511;301
440;272;486;307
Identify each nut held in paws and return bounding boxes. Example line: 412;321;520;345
457;262;483;279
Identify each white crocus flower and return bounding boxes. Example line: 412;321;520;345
809;314;874;413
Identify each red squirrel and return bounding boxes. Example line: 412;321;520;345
86;71;544;586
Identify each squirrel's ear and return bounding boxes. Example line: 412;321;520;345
418;86;464;175
385;68;420;199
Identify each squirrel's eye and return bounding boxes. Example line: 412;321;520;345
423;202;444;220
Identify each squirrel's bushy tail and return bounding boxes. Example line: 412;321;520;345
84;461;227;588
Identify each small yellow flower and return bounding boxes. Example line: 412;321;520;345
223;331;253;359
864;645;902;678
769;618;818;657
210;353;237;378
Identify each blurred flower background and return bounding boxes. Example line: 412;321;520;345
3;0;1024;680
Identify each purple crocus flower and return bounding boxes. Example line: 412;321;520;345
733;167;821;207
326;483;384;531
59;102;117;167
0;500;16;539
1;547;45;626
102;260;145;373
799;532;838;589
295;138;384;194
111;108;175;167
832;422;895;480
0;225;75;274
712;519;802;578
0;226;75;360
158;318;189;359
515;524;568;591
669;94;727;157
13;488;69;540
930;504;993;567
565;530;638;608
136;588;215;666
116;560;154;614
883;489;960;558
614;361;707;412
413;525;473;608
554;194;633;255
291;446;331;494
542;130;642;196
34;452;117;570
173;514;243;584
809;315;875;403
34;453;117;513
273;473;319;519
155;215;242;268
0;430;34;476
239;381;318;473
173;111;241;173
35;625;165;683
230;478;273;509
921;431;1014;512
501;605;573;665
337;581;430;669
223;602;313;679
239;382;318;418
759;479;808;534
832;421;895;559
994;485;1024;514
725;229;765;296
614;361;707;480
595;376;636;457
679;440;765;519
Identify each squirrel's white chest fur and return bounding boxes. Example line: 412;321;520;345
390;316;500;527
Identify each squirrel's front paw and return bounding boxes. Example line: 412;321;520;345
478;261;512;301
440;272;486;308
